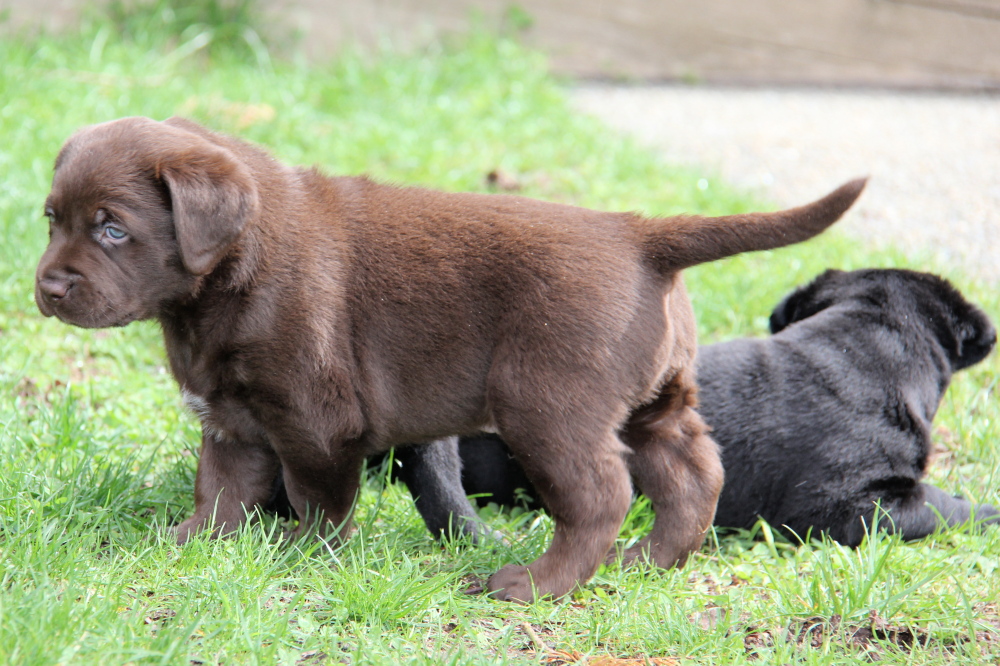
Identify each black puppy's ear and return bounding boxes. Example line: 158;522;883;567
953;315;996;370
912;273;996;371
769;269;843;333
768;289;805;333
945;297;997;371
157;134;258;276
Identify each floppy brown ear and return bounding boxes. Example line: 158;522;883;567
158;137;258;275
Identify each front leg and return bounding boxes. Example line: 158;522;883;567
837;482;1000;546
883;483;1000;541
261;439;489;542
277;439;367;544
175;432;282;544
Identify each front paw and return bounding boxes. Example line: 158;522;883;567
486;565;537;603
173;514;224;545
284;517;352;547
172;517;206;545
452;517;506;546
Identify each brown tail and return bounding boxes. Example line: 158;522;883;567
641;178;867;273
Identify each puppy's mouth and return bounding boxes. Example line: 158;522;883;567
37;289;139;329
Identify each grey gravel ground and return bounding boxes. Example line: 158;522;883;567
571;85;1000;282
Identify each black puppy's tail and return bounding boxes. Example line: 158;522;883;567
638;178;867;273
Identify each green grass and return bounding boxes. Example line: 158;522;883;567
2;13;999;666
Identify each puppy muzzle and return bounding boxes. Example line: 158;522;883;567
35;269;76;318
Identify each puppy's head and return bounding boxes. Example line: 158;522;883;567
770;268;996;371
35;116;258;328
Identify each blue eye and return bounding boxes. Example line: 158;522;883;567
105;226;127;240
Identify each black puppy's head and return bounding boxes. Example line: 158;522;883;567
769;268;996;371
35;117;259;328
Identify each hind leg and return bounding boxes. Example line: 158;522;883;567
616;373;723;568
484;404;633;602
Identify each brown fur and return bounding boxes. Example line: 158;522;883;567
35;116;865;602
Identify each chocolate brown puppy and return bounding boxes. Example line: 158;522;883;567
35;116;864;601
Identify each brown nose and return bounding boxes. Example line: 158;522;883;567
38;275;73;301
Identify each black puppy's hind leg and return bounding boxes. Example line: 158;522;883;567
394;437;490;542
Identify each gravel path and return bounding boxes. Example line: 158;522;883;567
571;85;1000;282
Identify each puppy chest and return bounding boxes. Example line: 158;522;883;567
181;388;265;444
170;340;303;441
178;358;366;449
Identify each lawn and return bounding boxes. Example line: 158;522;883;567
1;6;999;665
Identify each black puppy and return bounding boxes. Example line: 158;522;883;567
701;268;999;544
271;269;1000;546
